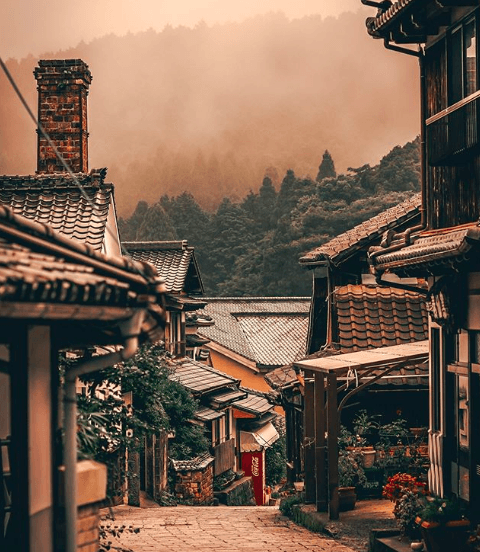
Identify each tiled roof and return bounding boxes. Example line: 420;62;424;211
299;193;420;266
232;387;275;416
265;284;428;390
366;0;418;36
194;406;224;422
208;389;247;406
333;284;427;351
370;224;480;275
122;240;203;294
264;365;300;391
0;170;113;251
198;297;310;368
169;357;239;396
0;206;166;340
170;452;214;472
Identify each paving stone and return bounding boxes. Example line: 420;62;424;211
104;505;358;552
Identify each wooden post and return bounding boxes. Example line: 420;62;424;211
327;372;339;520
304;370;316;503
315;372;327;512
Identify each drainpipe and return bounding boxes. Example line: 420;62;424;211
369;41;427;271
64;309;145;552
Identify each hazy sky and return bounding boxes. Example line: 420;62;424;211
1;0;362;60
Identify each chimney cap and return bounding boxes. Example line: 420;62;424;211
34;59;92;85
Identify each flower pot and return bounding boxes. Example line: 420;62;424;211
361;449;376;468
416;518;470;552
338;486;357;511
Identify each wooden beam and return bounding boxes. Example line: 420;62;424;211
0;301;134;321
315;372;327;512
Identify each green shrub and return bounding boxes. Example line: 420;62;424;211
279;494;302;517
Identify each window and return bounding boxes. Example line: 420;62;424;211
457;374;469;451
168;312;185;357
447;16;478;106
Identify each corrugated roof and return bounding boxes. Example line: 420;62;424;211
169;357;239;395
0;171;113;251
296;340;428;374
371;224;480;275
299;193;420;266
198;297;310;368
122;240;203;294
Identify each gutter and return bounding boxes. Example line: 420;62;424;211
64;309;145;552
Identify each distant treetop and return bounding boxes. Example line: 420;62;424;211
316;150;336;182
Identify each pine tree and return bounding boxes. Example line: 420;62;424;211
316;150;336;182
136;203;177;241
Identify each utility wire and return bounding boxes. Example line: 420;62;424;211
0;57;148;280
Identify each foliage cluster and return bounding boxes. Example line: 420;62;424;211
338;450;367;488
265;419;287;486
279;494;303;517
419;497;466;524
119;139;420;297
383;473;428;537
73;345;209;465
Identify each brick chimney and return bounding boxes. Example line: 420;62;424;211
34;59;92;174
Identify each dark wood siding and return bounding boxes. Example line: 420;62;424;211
213;438;235;476
425;34;480;229
425;38;447;118
427;156;480;229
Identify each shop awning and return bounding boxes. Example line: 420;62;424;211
240;422;279;452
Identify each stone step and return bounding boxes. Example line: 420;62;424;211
370;529;420;552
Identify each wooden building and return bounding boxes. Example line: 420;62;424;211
364;0;480;521
198;297;309;394
122;240;207;358
0;207;165;552
266;195;429;495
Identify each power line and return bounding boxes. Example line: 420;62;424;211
0;57;147;278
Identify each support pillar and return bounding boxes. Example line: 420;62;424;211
315;373;327;511
303;371;315;503
327;372;339;520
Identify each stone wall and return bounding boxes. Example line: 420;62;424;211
214;476;256;506
171;453;214;505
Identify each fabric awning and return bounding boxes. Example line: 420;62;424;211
240;422;279;452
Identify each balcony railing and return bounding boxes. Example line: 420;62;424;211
427;92;480;166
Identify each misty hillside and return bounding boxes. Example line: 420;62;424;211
0;11;420;215
120;138;421;296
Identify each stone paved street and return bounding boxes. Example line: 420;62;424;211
105;505;357;552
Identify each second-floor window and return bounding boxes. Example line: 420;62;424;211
448;16;477;106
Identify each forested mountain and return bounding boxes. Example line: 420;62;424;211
119;138;421;296
1;11;419;215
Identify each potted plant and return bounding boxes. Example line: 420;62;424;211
338;450;367;511
383;473;429;542
415;497;470;552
